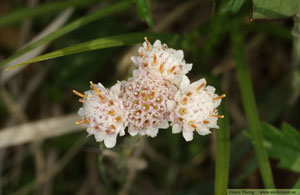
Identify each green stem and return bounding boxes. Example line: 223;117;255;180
292;13;300;69
290;13;300;103
214;103;230;195
230;22;275;189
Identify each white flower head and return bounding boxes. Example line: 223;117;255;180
120;69;177;137
73;39;225;146
170;76;226;141
131;37;192;86
73;81;128;148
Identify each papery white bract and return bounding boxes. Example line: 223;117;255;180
131;38;192;86
74;82;127;148
119;70;176;137
169;76;225;141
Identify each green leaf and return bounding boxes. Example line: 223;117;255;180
5;32;177;70
0;0;100;27
262;122;300;173
230;21;275;188
252;0;300;20
220;0;245;14
214;104;230;195
136;0;153;27
0;0;135;68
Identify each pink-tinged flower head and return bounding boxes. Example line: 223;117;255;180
169;76;226;141
73;82;128;148
120;70;177;137
131;38;192;86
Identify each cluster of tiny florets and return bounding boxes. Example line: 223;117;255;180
131;39;192;85
73;38;225;148
120;70;177;137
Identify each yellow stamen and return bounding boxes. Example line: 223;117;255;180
108;100;114;106
168;65;176;74
203;120;210;124
211;114;224;118
196;81;207;92
159;63;164;73
115;116;122;123
188;121;197;129
75;119;89;125
107;110;115;116
73;90;86;98
144;37;150;51
78;99;84;103
153;54;157;65
213;94;226;101
90;81;106;102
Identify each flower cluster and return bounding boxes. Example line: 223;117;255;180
73;38;225;148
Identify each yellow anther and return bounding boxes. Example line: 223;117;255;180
144;37;150;51
196;81;207;92
159;63;164;73
90;81;106;102
213;94;226;101
75;119;89;125
188;121;197;129
168;65;176;73
211;114;224;118
73;90;86;98
203;120;210;124
153;54;157;65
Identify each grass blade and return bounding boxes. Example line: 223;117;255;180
136;0;153;27
0;0;135;68
230;22;275;188
5;32;176;70
214;104;230;195
0;0;99;27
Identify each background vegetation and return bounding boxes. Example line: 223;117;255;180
0;0;299;194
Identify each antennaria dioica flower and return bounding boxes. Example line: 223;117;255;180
73;38;225;147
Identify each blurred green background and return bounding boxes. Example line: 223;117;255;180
0;0;299;194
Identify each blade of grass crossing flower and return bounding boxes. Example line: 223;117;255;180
5;32;176;70
230;22;275;188
0;0;135;68
0;0;99;27
214;104;230;195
